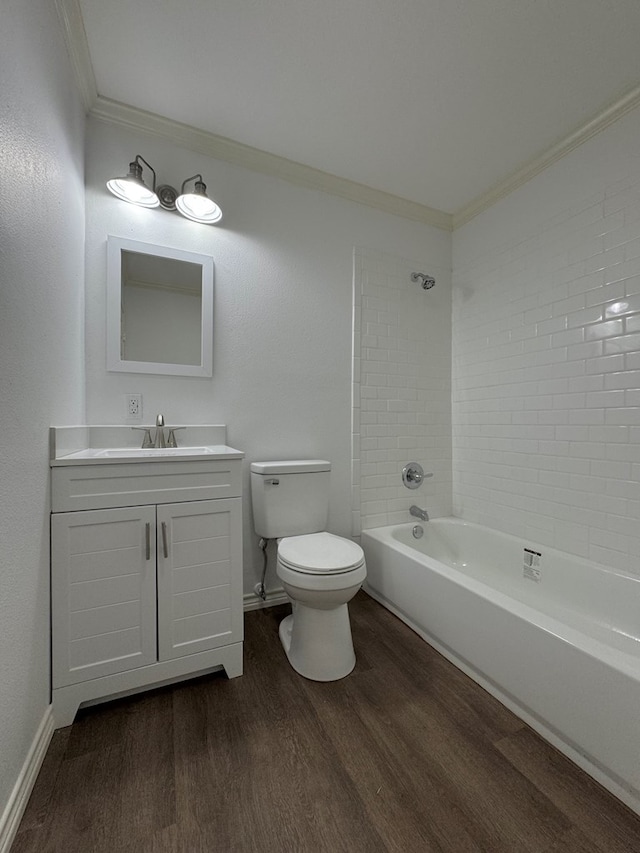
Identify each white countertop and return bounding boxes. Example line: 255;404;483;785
49;425;244;466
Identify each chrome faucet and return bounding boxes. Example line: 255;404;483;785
153;414;166;448
410;505;429;522
132;415;184;448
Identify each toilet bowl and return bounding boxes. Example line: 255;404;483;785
276;532;366;681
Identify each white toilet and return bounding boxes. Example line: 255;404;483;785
250;460;366;681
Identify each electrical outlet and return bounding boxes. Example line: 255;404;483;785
126;393;142;420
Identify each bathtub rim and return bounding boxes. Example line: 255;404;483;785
368;517;640;587
362;521;640;680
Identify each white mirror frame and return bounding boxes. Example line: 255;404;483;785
106;236;214;377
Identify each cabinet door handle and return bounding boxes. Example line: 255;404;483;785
161;521;169;558
145;522;151;561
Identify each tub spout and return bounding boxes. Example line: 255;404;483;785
410;505;429;522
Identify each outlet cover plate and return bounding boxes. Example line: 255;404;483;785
125;393;142;420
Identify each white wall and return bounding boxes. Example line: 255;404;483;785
453;107;640;572
352;248;452;533
0;0;85;822
84;119;450;593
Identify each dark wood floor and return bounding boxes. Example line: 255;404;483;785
12;592;640;852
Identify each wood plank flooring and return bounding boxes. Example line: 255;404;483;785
12;592;640;852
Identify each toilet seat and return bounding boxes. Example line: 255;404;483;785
278;532;365;574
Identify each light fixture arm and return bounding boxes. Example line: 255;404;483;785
180;174;205;194
131;155;157;192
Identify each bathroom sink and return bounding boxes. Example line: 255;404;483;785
94;447;218;458
53;444;244;464
49;426;244;466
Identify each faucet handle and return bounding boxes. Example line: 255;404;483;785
402;462;433;490
131;427;153;448
166;427;186;448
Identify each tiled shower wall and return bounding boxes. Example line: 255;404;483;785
452;111;640;573
352;248;452;534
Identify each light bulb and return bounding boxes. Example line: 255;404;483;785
176;193;222;224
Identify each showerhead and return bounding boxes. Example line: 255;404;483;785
411;272;435;290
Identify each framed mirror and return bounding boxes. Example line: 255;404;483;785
107;236;214;377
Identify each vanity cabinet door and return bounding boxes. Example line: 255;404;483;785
156;498;243;661
52;506;158;687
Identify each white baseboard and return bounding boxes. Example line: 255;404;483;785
243;587;289;611
0;705;55;853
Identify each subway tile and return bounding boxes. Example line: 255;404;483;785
590;459;631;479
567;409;605;425
585;353;625;374
552;393;586;409
569;374;604;392
625;275;640;296
603;332;640;354
625;314;640;334
552;294;586;316
551;328;583;347
605;370;640;389
566;340;604;361
586;280;626;307
588;545;633;572
605;407;640;425
537;316;567;335
555;426;590;442
605;257;640;285
567;306;604;328
584;319;624;340
606;443;640;463
567;442;606;459
366;322;390;337
585;390;625;408
588;426;629;443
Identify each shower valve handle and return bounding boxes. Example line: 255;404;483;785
402;462;432;490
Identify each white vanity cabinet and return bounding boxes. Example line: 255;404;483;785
50;453;243;727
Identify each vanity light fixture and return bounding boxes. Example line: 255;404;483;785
107;156;222;224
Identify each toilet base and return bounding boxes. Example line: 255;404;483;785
279;603;356;682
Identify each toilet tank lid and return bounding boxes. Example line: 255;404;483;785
250;459;331;475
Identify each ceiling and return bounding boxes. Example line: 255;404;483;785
75;0;640;221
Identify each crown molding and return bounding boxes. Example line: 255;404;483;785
55;0;97;111
90;96;452;230
453;83;640;229
55;0;640;232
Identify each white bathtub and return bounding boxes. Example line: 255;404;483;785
362;518;640;815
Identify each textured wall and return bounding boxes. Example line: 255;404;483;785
453;107;640;572
84;119;450;594
352;248;452;532
0;0;85;822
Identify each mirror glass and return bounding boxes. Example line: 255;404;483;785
107;237;214;377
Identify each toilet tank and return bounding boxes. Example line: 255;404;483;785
250;460;331;538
